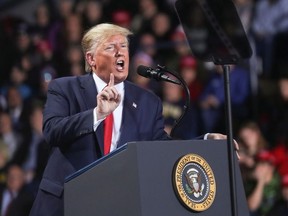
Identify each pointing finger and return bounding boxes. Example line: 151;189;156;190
108;73;114;87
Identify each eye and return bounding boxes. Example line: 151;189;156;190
105;45;115;51
121;43;128;49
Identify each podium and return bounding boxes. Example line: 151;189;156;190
64;140;249;216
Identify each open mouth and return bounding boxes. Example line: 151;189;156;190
116;60;125;70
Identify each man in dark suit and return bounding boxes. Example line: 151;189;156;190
29;23;230;216
29;23;171;216
0;164;34;216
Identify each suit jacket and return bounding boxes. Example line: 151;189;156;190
0;185;34;216
29;73;169;216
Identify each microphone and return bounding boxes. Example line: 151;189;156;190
137;65;181;85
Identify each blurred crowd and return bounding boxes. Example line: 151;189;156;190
0;0;288;215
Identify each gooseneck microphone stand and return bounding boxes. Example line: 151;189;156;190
155;65;191;139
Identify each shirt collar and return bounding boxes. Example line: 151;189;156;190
92;73;124;93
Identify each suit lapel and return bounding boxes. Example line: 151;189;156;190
117;82;139;148
78;73;104;155
78;73;97;109
78;78;140;153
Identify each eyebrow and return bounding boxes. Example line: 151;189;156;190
103;41;128;46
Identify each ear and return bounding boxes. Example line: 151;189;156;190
85;52;95;66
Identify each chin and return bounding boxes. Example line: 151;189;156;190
115;73;128;83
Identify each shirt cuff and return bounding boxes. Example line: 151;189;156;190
204;133;210;140
93;107;105;131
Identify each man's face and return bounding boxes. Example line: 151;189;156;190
93;35;129;84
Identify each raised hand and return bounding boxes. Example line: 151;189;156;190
96;73;121;120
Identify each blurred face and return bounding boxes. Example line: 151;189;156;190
163;82;182;102
7;165;25;193
67;46;83;63
30;107;43;134
0;113;12;134
36;4;50;26
17;34;30;51
10;66;26;85
140;33;156;56
173;34;190;55
239;128;259;154
59;0;73;18
140;0;157;17
7;88;22;109
86;1;102;22
152;13;170;37
92;35;129;84
66;14;82;43
181;68;197;84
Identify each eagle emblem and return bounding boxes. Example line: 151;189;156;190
185;168;205;198
173;153;216;212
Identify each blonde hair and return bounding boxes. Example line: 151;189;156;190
81;23;133;72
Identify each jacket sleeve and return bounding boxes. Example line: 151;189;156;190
43;79;94;148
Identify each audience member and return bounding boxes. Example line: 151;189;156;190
199;65;250;132
81;0;104;29
267;174;288;216
0;95;7;112
237;121;269;181
13;23;34;60
36;66;57;103
129;51;162;97
271;139;288;178
251;0;288;78
0;140;10;184
11;102;49;185
165;27;192;70
150;12;174;63
30;2;55;48
177;55;203;136
245;151;281;216
1;64;32;100
131;0;159;33
179;55;203;103
62;44;84;76
4;86;30;133
269;77;288;143
162;80;197;138
136;32;157;59
0;164;34;216
111;9;132;29
0;112;22;161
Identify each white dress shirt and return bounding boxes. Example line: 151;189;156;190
1;189;16;216
92;73;124;153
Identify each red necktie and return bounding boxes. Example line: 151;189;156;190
104;113;113;155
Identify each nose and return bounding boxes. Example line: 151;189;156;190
115;49;123;57
115;44;125;57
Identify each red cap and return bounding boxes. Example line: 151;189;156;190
112;10;131;25
256;150;276;165
180;55;197;69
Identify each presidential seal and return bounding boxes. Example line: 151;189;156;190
173;154;216;212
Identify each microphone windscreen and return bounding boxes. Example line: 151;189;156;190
137;65;149;78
